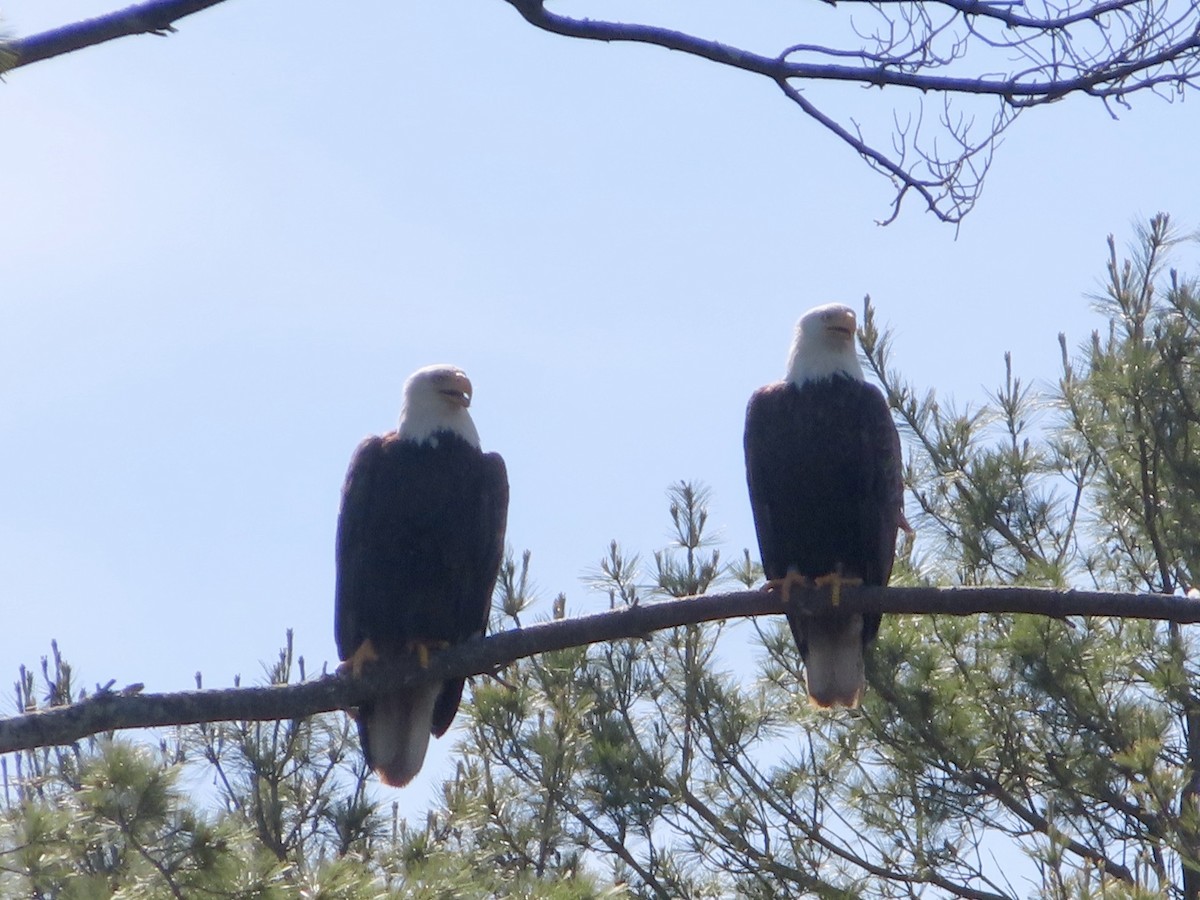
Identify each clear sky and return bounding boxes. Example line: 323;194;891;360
2;0;1199;816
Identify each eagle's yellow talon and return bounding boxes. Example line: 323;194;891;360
404;639;451;669
765;571;812;602
339;638;380;679
813;572;864;607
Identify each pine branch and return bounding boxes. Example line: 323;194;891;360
0;0;229;72
3;583;1200;753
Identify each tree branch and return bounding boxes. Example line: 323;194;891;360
505;0;1200;101
0;0;230;73
501;0;1200;222
967;769;1135;883
6;0;1199;223
3;583;1200;753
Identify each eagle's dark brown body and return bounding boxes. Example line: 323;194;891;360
744;374;903;705
336;429;508;784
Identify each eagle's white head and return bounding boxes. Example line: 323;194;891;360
785;303;864;385
397;364;481;447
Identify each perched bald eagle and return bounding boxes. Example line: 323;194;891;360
335;364;509;786
744;304;904;708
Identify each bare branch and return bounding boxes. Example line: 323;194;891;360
0;0;229;72
500;0;1200;221
3;584;1200;753
5;0;1198;222
506;0;1200;101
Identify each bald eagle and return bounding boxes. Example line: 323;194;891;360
335;364;509;786
744;304;904;708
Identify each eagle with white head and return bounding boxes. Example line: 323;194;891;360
335;364;508;785
744;304;905;707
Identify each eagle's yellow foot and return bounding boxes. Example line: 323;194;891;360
813;572;863;607
338;638;379;678
405;639;450;669
765;571;813;605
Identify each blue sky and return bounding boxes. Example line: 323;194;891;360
3;0;1199;814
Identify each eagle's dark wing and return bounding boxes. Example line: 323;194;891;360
334;435;386;663
860;382;904;587
430;449;508;736
744;383;788;583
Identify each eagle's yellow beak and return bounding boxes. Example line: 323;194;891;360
439;371;473;408
825;307;857;340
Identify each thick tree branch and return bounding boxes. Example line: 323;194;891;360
3;584;1200;754
0;0;229;72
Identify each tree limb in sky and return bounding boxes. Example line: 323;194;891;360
3;0;1199;223
0;0;225;71
3;583;1200;753
502;0;1200;224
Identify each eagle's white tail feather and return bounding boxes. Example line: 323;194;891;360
804;614;866;708
366;682;442;787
